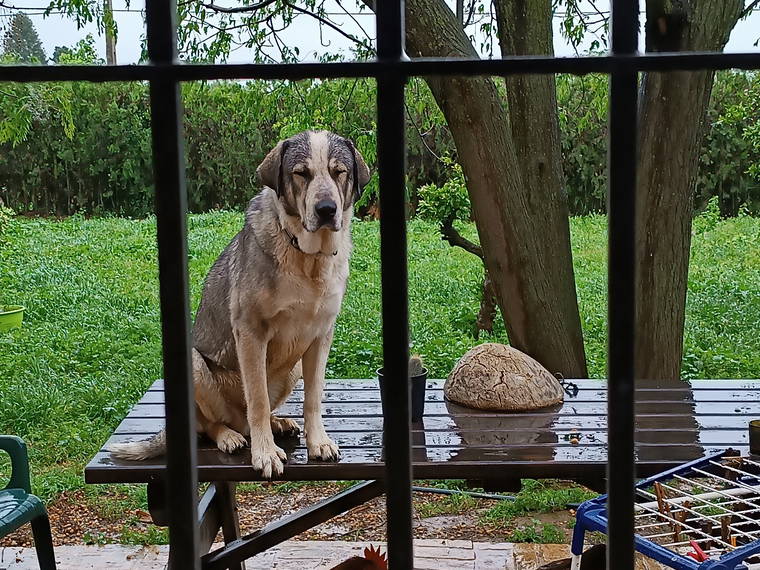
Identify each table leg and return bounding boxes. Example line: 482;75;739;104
217;482;244;570
147;478;169;527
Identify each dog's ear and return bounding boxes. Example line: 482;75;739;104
256;139;290;196
344;138;371;202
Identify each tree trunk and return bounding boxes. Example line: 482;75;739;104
103;0;117;65
476;273;497;337
636;1;742;381
405;0;588;376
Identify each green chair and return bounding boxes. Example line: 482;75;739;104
0;436;55;569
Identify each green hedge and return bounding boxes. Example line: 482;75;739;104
1;69;758;217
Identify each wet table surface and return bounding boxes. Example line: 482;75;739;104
85;379;759;486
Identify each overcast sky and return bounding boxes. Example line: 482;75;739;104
1;0;758;64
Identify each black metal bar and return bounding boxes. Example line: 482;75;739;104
197;483;223;554
145;0;200;568
146;478;169;526
376;2;413;569
607;1;639;570
412;486;516;501
201;480;384;570
1;52;760;84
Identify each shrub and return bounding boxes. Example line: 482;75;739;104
1;67;757;217
417;159;470;223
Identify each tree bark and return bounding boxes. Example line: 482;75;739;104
103;0;117;65
476;273;498;337
405;0;588;376
636;1;742;380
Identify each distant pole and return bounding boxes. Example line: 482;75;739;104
104;0;117;65
456;0;464;25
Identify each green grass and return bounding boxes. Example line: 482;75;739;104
0;211;758;501
416;491;477;518
481;479;597;524
508;520;565;544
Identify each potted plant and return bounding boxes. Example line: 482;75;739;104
377;355;428;422
0;305;25;332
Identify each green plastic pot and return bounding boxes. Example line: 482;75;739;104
0;305;24;332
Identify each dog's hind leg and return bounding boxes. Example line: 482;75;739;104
269;362;302;437
270;415;300;437
205;421;248;454
193;348;247;454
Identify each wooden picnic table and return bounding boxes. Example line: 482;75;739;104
84;378;758;569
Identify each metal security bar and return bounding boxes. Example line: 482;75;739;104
376;1;414;568
2;1;759;568
144;1;200;568
607;2;638;569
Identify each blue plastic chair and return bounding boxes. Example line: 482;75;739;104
0;436;55;569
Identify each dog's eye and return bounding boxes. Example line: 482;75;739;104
334;168;347;175
293;170;308;178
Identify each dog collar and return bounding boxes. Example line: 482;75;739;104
282;227;338;257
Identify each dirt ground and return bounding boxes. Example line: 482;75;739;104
0;483;581;548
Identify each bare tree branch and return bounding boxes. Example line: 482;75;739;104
282;1;371;49
335;0;373;42
463;0;476;28
740;0;760;19
201;0;278;14
440;218;483;259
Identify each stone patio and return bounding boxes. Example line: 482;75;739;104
0;540;669;569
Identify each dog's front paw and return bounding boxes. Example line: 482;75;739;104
250;442;287;479
307;433;340;462
271;415;301;437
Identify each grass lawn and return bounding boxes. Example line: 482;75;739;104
0;209;758;533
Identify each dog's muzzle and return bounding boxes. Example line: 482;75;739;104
315;199;339;230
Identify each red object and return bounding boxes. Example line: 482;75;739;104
685;541;709;562
330;545;388;570
363;545;388;569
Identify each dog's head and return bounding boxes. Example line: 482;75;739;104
257;130;371;232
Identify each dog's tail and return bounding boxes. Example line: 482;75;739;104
109;429;167;460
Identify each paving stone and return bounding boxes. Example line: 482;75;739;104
513;543;670;570
416;546;476;560
416;539;474;549
0;545;169;570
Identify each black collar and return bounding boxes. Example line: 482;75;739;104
282;226;338;256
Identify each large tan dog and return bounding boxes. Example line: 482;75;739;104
110;130;370;478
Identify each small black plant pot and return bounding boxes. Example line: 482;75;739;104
377;367;428;423
750;419;760;456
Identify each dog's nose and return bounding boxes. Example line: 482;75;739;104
315;199;337;221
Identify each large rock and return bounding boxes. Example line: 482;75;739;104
444;343;564;411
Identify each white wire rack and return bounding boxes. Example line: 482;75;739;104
572;451;760;570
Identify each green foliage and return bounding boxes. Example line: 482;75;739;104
553;0;609;52
3;69;757;217
0;76;450;216
0;35;102;148
176;0;375;63
0;205;15;246
51;46;73;64
697;71;760;216
1;14;47;64
556;73;608;215
720;71;760;185
417;159;471;223
556;70;760;216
